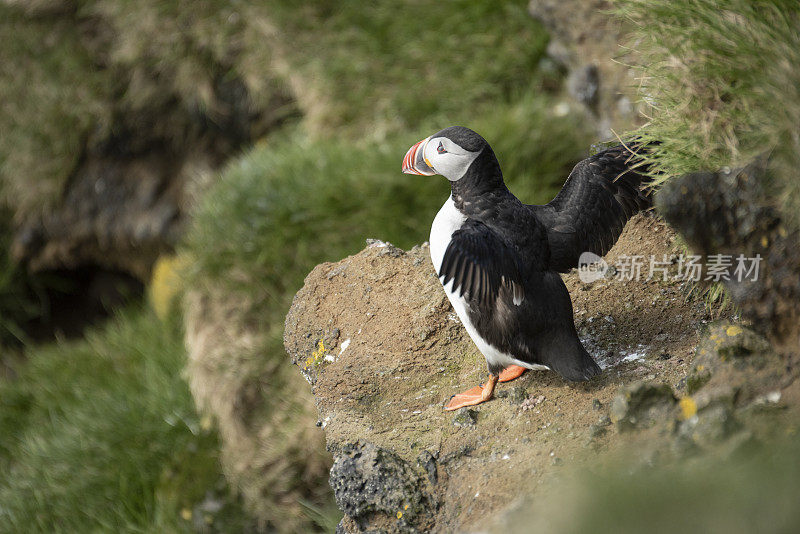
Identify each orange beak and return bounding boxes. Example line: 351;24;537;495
402;137;436;176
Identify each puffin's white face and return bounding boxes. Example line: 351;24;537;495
423;137;482;181
402;136;481;181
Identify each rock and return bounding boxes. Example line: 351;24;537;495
610;381;677;431
330;442;436;533
588;424;607;440
453;408;478;427
520;395;546;411
686;368;712;395
496;386;528;404
12;154;190;280
528;0;643;137
5;4;293;281
588;416;611;440
416;450;438;484
744;390;785;414
656;162;800;343
282;219;738;531
687;322;773;394
676;402;741;449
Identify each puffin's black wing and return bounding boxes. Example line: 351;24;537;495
532;143;652;273
439;219;524;307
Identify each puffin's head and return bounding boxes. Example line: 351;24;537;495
402;126;487;182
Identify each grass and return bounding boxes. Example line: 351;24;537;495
1;0;551;220
84;0;554;137
614;0;800;227
0;307;251;533
259;0;552;135
0;6;111;217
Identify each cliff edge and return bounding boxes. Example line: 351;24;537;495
283;215;800;532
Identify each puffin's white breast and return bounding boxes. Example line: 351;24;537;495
430;196;466;272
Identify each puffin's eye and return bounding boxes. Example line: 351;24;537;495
437;141;446;154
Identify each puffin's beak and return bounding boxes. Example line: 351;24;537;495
402;137;436;176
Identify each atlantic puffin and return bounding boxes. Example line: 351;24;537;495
401;126;651;410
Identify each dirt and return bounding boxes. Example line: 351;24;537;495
285;214;793;532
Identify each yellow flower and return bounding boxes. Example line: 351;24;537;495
304;340;328;370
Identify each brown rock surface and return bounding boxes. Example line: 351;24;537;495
284;215;767;532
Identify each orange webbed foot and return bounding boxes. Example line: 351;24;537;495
444;375;498;411
498;364;526;383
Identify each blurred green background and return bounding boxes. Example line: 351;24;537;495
0;1;592;531
1;0;798;532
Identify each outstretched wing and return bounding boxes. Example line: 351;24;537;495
532;143;653;272
439;219;524;307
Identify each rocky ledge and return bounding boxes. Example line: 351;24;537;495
284;215;799;533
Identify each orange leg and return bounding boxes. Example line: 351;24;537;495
498;364;526;383
444;375;499;411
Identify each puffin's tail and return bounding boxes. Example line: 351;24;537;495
536;328;601;382
525;272;601;382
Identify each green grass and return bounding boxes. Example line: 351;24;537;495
0;308;250;533
261;0;551;135
0;6;111;217
615;0;800;226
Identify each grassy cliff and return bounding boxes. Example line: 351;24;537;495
616;0;800;227
4;0;797;531
182;2;594;528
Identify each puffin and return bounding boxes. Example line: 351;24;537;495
401;126;651;410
